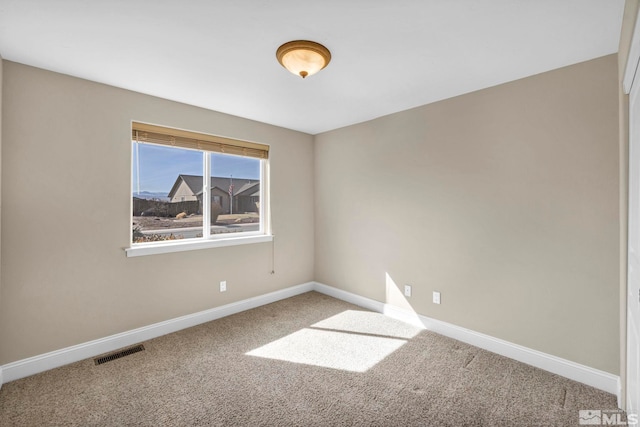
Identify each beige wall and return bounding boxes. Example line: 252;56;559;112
0;61;314;364
315;55;620;374
0;50;622;376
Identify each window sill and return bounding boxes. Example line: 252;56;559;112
125;234;273;257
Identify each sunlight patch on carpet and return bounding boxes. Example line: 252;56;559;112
246;328;407;372
311;310;421;339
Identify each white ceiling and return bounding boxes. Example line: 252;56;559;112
0;0;625;135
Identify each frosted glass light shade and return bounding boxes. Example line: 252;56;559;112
276;40;331;79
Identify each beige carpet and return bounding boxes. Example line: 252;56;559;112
0;292;623;426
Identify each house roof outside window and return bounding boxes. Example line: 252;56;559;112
167;174;258;200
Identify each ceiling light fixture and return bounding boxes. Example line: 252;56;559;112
276;40;331;79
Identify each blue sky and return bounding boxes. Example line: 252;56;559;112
132;143;260;193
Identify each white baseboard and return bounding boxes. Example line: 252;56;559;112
0;282;314;385
0;280;621;403
312;282;620;398
313;282;385;313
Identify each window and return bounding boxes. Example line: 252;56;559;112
128;122;271;256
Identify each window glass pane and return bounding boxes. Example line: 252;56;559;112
210;152;261;236
132;142;204;243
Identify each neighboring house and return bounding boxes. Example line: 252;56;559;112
167;175;202;203
167;174;259;214
234;181;260;214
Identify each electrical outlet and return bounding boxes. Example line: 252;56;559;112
433;291;441;304
220;281;227;292
404;285;412;297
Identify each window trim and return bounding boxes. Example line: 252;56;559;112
125;233;273;257
127;122;271;257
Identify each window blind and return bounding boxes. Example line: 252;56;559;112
132;122;269;159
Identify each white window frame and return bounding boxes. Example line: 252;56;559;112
126;138;272;258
